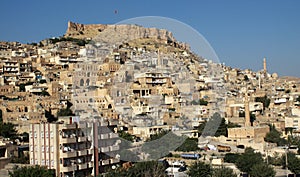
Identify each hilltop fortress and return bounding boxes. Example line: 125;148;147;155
65;21;190;50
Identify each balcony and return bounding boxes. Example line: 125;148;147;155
61;150;77;158
110;145;119;151
78;163;88;170
78;149;88;156
109;133;118;139
100;134;109;139
100;147;110;153
101;159;110;165
60;165;75;172
110;158;120;164
78;136;87;142
60;124;76;129
60;137;76;144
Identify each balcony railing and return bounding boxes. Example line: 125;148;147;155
110;158;120;164
78;149;88;156
60;137;76;144
100;134;109;139
60;165;74;172
100;147;110;153
109;133;119;139
110;145;119;151
78;163;88;170
61;150;77;158
101;159;110;165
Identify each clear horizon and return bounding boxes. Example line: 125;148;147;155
1;0;299;77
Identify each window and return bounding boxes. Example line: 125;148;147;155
41;131;44;138
51;160;54;167
35;159;38;165
46;145;49;152
51;146;54;153
50;131;53;138
45;131;48;137
42;159;45;165
30;145;33;152
34;131;37;138
42;145;44;152
46;160;49;166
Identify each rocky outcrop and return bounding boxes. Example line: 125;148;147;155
65;21;189;50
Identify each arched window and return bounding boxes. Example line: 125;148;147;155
117;90;121;96
86;79;90;86
80;79;84;86
121;98;125;104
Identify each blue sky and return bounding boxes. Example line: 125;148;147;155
0;0;299;77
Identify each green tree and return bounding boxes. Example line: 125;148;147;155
282;152;300;174
255;95;271;109
9;165;55;177
187;161;212;177
267;152;282;166
118;131;135;142
236;147;263;174
102;161;167;177
0;122;18;139
175;138;199;152
264;125;287;146
0;109;2;123
41;90;50;96
198;114;240;137
249;163;275;177
224;153;241;163
57;108;74;116
127;161;167;177
199;99;208;106
11;154;29;164
213;166;236;177
19;84;26;92
147;130;170;141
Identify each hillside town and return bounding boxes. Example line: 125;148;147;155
0;22;300;177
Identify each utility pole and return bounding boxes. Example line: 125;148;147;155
285;146;288;177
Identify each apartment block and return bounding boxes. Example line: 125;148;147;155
29;116;120;177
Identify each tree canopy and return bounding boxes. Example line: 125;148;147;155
187;162;236;177
175;138;199;152
198;113;240;137
102;161;167;177
236;147;264;173
187;161;212;177
9;165;55;177
249;163;275;177
0;122;18;139
234;147;275;177
213;166;236;177
283;152;300;174
264;125;287;146
255;95;271;109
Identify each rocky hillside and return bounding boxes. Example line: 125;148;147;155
65;21;190;50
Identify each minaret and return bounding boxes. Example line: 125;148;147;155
244;92;251;127
263;57;267;74
258;73;261;89
157;49;161;67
